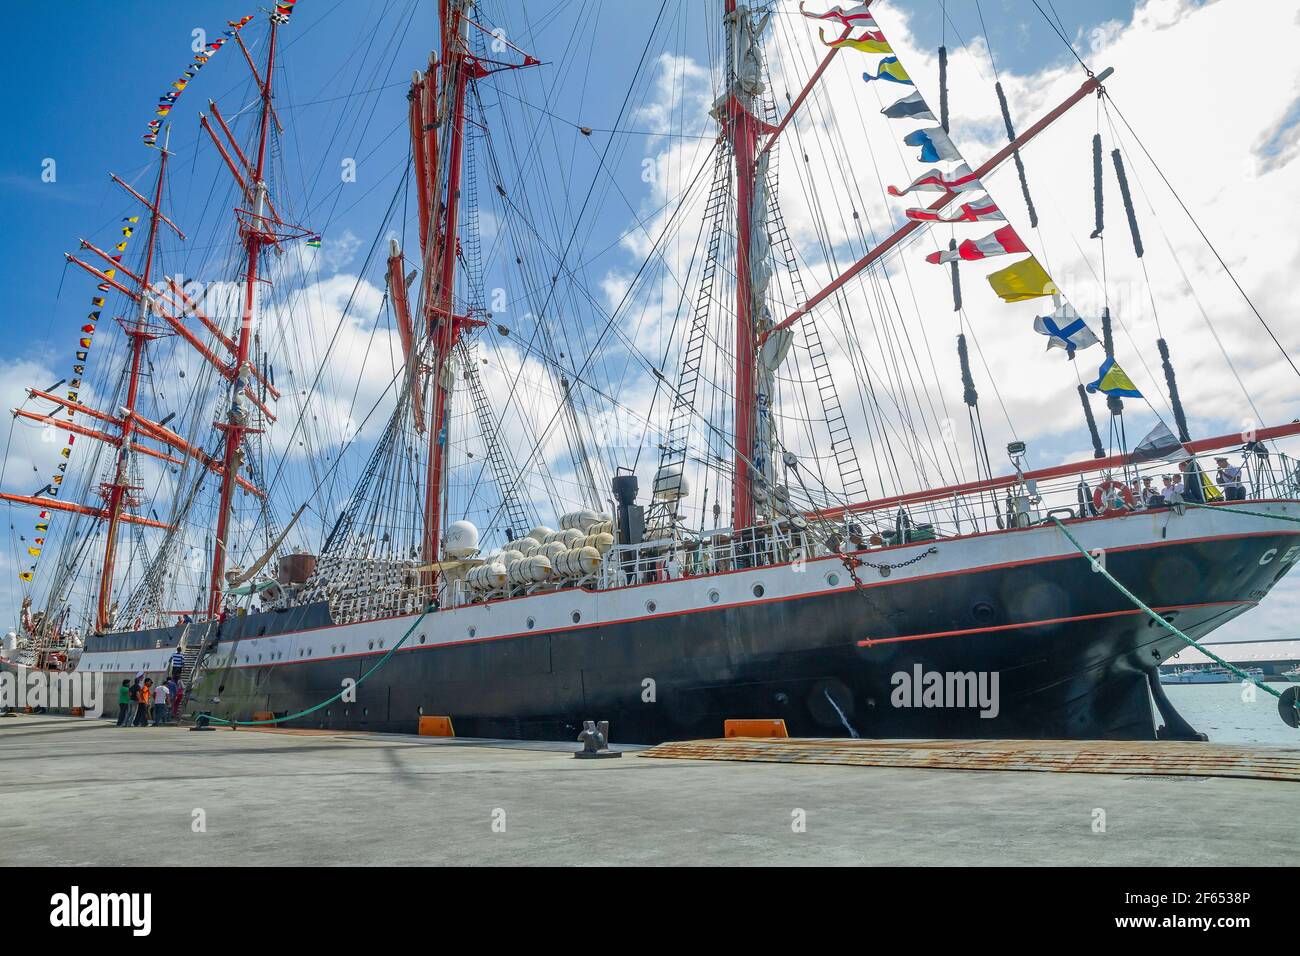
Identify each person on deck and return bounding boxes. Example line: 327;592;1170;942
1161;475;1181;506
1178;460;1205;503
1141;476;1160;509
1216;457;1246;501
1128;479;1144;509
116;680;131;727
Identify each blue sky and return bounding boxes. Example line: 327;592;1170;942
0;0;1138;359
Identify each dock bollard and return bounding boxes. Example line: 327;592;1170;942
190;712;216;732
575;720;621;759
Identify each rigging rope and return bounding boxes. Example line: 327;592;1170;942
1101;94;1300;382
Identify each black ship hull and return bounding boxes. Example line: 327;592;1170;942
72;505;1300;743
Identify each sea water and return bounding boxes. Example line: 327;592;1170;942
1163;682;1299;745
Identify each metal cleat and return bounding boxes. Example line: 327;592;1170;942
575;719;621;759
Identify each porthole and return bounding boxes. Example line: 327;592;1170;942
418;706;424;716
708;589;720;604
752;584;766;598
362;708;369;717
571;611;581;624
468;626;476;638
368;641;374;650
378;640;385;649
645;600;657;613
525;617;535;630
419;634;426;645
826;572;841;587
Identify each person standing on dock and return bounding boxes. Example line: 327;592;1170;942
171;679;185;722
116;680;131;727
153;679;170;726
139;679;153;726
130;675;145;726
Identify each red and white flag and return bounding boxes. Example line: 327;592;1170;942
925;225;1027;264
906;196;1004;224
888;163;982;197
798;2;877;27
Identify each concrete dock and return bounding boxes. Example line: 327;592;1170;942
2;714;1296;866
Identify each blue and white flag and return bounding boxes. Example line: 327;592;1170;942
881;91;935;121
903;126;962;163
1033;302;1100;354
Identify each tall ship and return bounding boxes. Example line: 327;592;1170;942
6;0;1300;742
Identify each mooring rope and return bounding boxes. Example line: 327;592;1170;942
1048;517;1288;709
1185;501;1300;524
199;606;435;728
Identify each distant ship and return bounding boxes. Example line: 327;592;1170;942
1160;665;1267;685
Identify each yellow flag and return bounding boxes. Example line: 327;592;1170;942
28;547;41;557
820;28;892;53
986;255;1058;302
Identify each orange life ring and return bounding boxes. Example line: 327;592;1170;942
1093;480;1135;515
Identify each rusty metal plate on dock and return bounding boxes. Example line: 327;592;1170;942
638;738;1300;781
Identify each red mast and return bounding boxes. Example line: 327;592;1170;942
94;144;170;633
207;19;279;617
414;1;534;576
421;0;472;571
721;0;776;531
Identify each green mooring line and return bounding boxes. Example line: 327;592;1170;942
1048;516;1286;703
1186;500;1300;523
200;606;434;728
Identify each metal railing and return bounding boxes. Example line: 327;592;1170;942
303;450;1300;619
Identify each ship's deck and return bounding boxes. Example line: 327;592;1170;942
2;714;1295;866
